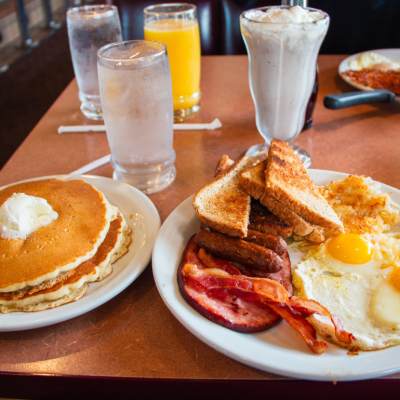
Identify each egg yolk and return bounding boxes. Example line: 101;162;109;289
390;268;400;292
328;234;374;264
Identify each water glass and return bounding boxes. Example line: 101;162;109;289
97;40;176;194
144;3;201;122
67;5;122;120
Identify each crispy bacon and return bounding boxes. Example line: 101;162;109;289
287;297;355;345
198;248;242;275
342;68;400;96
180;237;355;354
178;236;282;333
267;302;329;354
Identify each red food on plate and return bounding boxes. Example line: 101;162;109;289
177;235;291;333
178;236;355;354
342;68;400;95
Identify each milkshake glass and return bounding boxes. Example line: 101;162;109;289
97;40;176;194
67;5;122;120
240;6;329;167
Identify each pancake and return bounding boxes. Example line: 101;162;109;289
0;179;115;292
1;269;76;300
0;212;132;313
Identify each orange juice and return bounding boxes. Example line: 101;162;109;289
144;20;201;111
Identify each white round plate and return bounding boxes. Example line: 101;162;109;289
152;170;400;382
339;48;400;98
0;175;160;332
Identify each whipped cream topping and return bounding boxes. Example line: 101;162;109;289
0;193;58;240
245;6;323;24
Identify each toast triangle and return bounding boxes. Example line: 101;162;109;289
265;140;344;232
240;160;316;236
193;156;253;238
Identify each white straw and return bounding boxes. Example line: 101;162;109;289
59;125;106;133
58;118;222;134
173;118;222;130
71;154;111;175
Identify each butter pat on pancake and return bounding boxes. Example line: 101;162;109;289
0;179;116;292
0;193;58;240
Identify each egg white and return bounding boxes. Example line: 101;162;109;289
371;280;400;329
349;52;400;71
293;244;400;350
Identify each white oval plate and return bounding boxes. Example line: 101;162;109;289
0;175;160;332
152;170;400;382
339;48;400;98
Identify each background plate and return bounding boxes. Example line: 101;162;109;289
339;48;400;98
152;170;400;381
0;175;160;332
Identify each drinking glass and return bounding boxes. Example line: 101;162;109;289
144;3;201;122
97;40;176;194
240;6;329;167
67;5;122;120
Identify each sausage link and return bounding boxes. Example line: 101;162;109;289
245;229;287;256
195;230;283;273
201;223;287;256
249;200;293;238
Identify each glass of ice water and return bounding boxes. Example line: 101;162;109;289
67;5;122;120
97;40;176;194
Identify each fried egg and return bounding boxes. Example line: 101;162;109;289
349;52;400;71
292;176;400;350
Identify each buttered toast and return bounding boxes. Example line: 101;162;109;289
192;156;253;238
265;140;343;232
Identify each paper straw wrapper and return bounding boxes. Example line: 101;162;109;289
71;154;111;175
59;118;222;134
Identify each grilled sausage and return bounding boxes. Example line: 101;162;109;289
195;229;283;273
200;223;287;256
245;229;287;256
249;199;293;238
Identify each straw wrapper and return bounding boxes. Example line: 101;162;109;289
59;118;222;134
69;119;222;174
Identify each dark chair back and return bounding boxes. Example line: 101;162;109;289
221;0;275;55
311;0;400;54
108;0;400;55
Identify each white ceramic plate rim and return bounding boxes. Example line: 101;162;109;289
0;174;160;332
152;169;400;382
338;48;400;97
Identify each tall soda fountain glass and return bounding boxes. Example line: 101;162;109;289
67;5;122;120
97;40;176;194
144;3;201;122
240;6;329;167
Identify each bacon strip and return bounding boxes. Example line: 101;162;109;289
287;297;355;345
267;302;328;354
183;262;355;353
198;248;242;276
179;237;282;333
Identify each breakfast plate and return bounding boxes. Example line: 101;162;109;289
152;169;400;381
0;175;161;331
339;48;400;95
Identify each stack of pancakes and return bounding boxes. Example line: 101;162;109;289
0;179;131;313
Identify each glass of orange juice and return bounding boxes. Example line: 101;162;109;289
144;3;201;122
